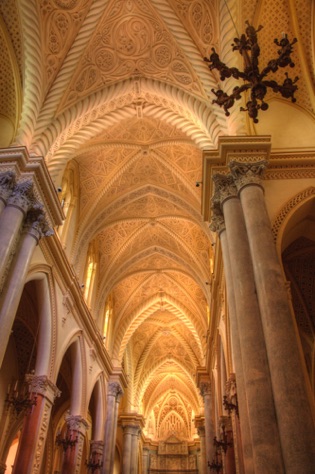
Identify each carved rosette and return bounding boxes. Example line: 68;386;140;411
0;170;16;204
209;207;225;236
23;204;54;242
229;160;268;191
25;374;61;403
7;180;36;214
212;174;238;205
108;381;123;400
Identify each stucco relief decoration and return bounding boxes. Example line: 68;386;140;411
171;0;217;57
61;0;203;109
40;0;92;88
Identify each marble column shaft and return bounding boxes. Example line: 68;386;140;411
197;425;206;474
200;383;215;466
61;415;89;474
102;382;123;474
0;205;52;368
88;440;104;474
210;210;251;474
230;160;315;473
130;426;140;474
219;416;235;474
12;375;60;474
142;448;149;474
122;426;133;474
213;174;284;473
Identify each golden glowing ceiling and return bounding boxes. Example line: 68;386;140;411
1;0;314;442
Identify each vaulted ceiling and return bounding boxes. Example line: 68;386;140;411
1;0;314;441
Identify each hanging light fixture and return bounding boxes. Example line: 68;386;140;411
204;21;299;122
55;425;78;451
5;375;37;416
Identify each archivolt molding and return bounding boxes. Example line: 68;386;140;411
114;295;204;362
26;264;57;381
272;186;315;251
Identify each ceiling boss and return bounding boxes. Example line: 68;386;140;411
204;21;299;122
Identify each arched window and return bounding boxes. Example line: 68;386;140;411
83;240;99;309
103;294;113;348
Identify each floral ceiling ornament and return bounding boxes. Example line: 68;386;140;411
204;21;299;123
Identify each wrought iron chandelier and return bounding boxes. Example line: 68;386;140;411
204;21;299;122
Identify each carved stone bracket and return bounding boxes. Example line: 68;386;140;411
229;160;268;191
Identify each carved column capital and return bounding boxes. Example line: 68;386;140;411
197;425;206;437
90;440;104;455
199;381;211;399
25;374;61;403
23;204;54;243
209;207;225;236
229;160;268;191
7;180;36;214
225;373;237;399
108;381;123;400
212;174;238;206
65;415;89;434
0;170;16;204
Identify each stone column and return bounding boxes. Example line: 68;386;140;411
210;209;251;474
212;174;284;473
0;460;7;474
102;382;123;474
199;382;215;468
142;448;149;474
122;425;133;474
87;440;104;474
130;425;140;474
0;170;16;214
0;180;35;291
61;415;89;474
230;160;315;473
196;424;206;474
219;416;235;474
225;375;244;474
0;204;53;368
12;375;60;474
